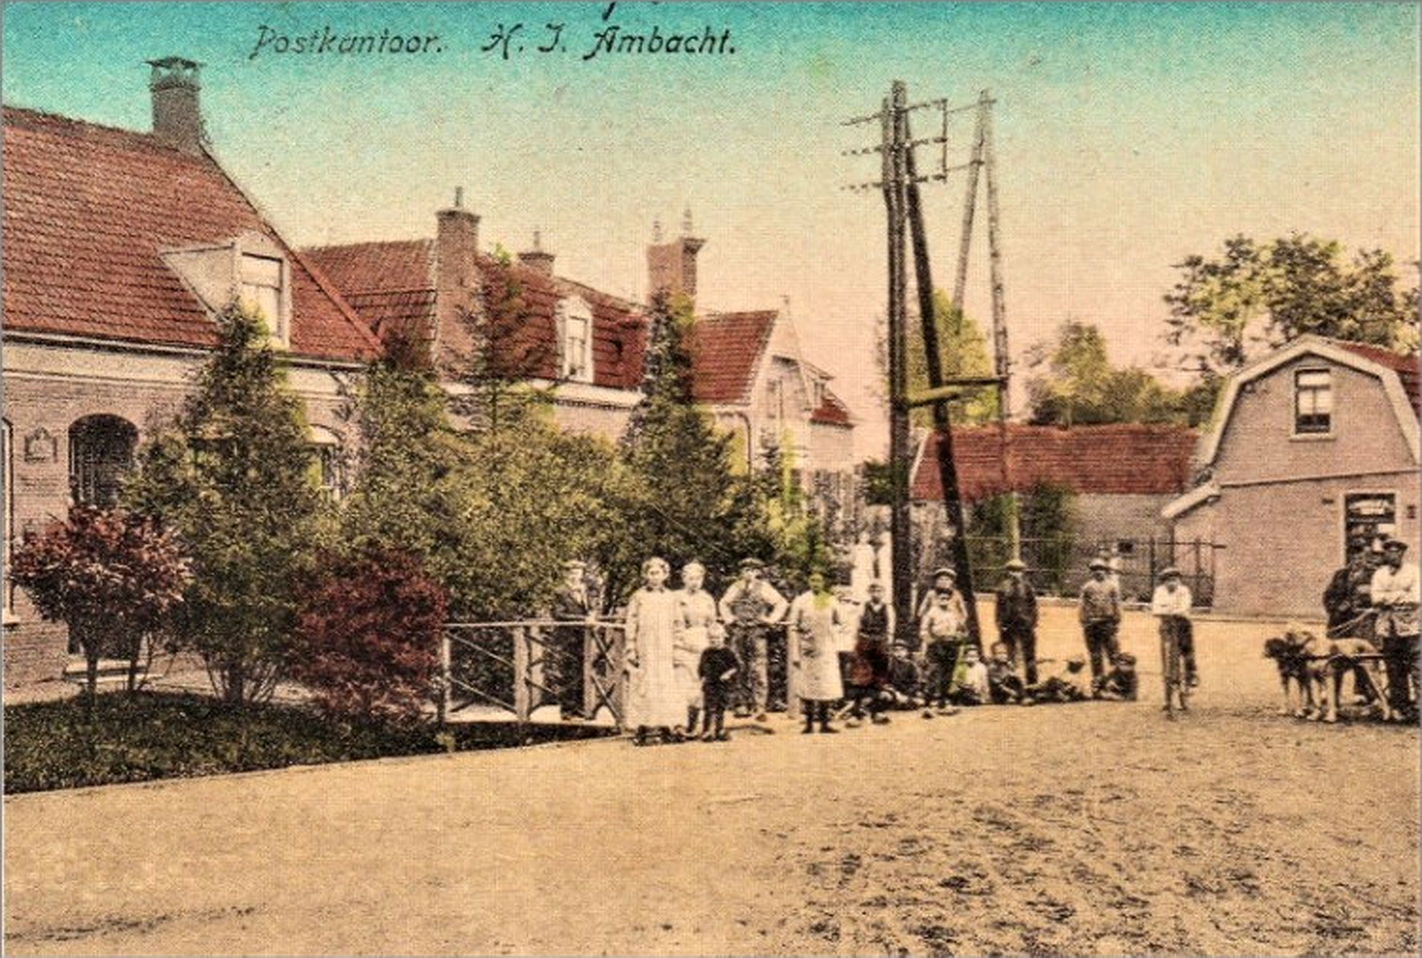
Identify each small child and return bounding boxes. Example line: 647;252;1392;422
987;641;1027;704
918;590;967;717
948;645;991;706
697;623;739;741
1093;651;1139;701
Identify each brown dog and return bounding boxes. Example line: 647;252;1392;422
1278;626;1392;723
1263;634;1314;717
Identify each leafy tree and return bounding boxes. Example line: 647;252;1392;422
124;303;333;704
967;482;1077;594
609;290;772;603
291;547;448;724
1026;321;1200;426
1164;233;1420;376
906;289;999;427
10;506;190;700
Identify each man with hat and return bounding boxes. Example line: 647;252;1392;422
1151;566;1197;688
1324;536;1381;703
1079;557;1122;686
1370;538;1419;721
994;558;1040;684
549;559;598;720
718;557;789;721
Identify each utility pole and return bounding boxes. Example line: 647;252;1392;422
845;81;1003;651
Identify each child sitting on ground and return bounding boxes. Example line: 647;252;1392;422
987;641;1027;704
1093;651;1139;701
1024;657;1089;704
948;645;992;706
697;623;739;742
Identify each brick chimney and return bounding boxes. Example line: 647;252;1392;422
435;187;481;369
148;57;205;153
518;229;555;276
646;208;705;302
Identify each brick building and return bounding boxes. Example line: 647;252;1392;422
305;214;649;440
911;424;1198;599
1;59;380;689
1164;336;1420;618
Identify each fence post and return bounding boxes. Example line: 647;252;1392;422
1192;538;1203;606
438;630;451;724
1148;536;1156;587
513;626;531;722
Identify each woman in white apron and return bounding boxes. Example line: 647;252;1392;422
623;557;686;745
673;561;718;738
789;571;845;734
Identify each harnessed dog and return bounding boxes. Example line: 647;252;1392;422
1264;625;1391;723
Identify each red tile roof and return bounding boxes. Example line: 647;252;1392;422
688;311;776;403
304;241;647;390
2;107;379;363
1331;339;1421;416
911;424;1198;502
811;390;854;427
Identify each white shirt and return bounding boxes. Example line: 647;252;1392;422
1371;562;1420;607
1150;583;1192;616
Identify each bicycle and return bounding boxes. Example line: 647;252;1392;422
1159;615;1191;719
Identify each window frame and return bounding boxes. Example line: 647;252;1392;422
557;297;594;384
68;415;138;508
1292;367;1334;437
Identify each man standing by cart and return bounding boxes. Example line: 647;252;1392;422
1372;538;1419;722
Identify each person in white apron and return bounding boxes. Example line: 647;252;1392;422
623;557;685;745
789;571;845;734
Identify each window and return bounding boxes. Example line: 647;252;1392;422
1294;368;1333;435
68;415;138;507
557;298;593;382
1344;492;1396;557
240;252;285;341
309;426;345;500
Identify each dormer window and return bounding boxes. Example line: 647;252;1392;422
241;253;284;335
558;297;594;383
1294;368;1333;435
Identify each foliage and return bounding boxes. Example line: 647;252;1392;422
2;693;611;794
1026;321;1200;427
123;303;334;704
861;459;894;507
905;289;999;427
967;482;1077;594
9;505;190;698
291;548;449;724
1164;233;1420;376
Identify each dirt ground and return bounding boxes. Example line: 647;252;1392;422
5;604;1419;957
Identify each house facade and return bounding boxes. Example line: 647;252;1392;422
306;213;649;441
911;424;1198;599
1;60;381;689
1164;336;1421;618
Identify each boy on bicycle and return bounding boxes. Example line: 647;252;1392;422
1151;567;1198;688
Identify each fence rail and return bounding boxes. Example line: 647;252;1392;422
440;620;627;727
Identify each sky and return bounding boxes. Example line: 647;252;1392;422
3;1;1418;458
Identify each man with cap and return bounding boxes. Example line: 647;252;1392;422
1324;537;1381;703
1370;538;1419;721
1079;558;1122;686
550;559;597;720
995;558;1040;684
718;557;789;721
1151;567;1197;688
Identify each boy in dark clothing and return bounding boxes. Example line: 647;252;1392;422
846;582;894;726
1094;651;1139;701
987;641;1027;704
698;625;740;742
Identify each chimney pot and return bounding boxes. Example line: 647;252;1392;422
518;228;556;276
148;56;205;153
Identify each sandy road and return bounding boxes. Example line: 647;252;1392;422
5;608;1418;956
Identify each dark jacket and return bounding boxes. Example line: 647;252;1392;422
995;576;1038;632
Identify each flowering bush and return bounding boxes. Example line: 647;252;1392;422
9;505;190;697
291;548;448;724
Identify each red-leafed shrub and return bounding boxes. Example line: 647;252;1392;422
9;505;190;698
292;548;448;724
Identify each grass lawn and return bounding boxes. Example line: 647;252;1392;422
3;692;608;794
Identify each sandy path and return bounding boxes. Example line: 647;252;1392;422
5;608;1418;956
